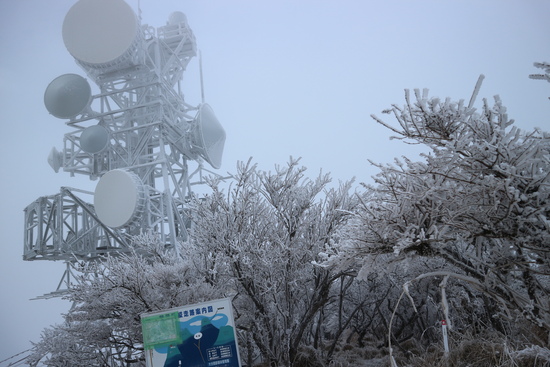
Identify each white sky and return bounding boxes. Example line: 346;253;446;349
0;0;548;362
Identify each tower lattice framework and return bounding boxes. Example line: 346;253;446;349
23;0;225;297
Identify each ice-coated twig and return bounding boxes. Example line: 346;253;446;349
468;74;485;109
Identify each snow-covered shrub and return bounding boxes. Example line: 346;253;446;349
189;158;358;366
326;77;549;360
28;237;220;367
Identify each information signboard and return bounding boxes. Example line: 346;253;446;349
141;298;241;367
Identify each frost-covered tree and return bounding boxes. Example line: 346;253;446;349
28;160;359;367
189;158;358;366
329;77;550;342
529;62;550;85
27;233;221;367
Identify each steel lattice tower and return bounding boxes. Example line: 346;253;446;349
23;0;226;297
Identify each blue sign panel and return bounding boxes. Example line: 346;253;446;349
141;298;241;367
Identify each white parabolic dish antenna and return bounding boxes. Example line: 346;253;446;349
62;0;138;65
44;74;91;119
80;125;109;154
193;103;226;169
94;169;146;228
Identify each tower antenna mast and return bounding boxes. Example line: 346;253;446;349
24;0;226;298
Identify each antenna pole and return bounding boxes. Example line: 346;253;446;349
199;50;205;104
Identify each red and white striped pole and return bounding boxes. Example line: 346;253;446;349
441;319;449;356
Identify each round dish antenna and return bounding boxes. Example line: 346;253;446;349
80;125;109;154
44;74;91;119
94;169;146;228
62;0;139;66
192;103;226;169
168;11;187;25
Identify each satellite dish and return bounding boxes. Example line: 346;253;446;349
192;104;226;169
47;147;63;173
62;0;139;66
44;74;91;119
168;11;187;26
80;125;109;154
94;169;146;228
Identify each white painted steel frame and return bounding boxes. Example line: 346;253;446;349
23;7;211;276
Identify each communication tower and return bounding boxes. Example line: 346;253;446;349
23;0;226;297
